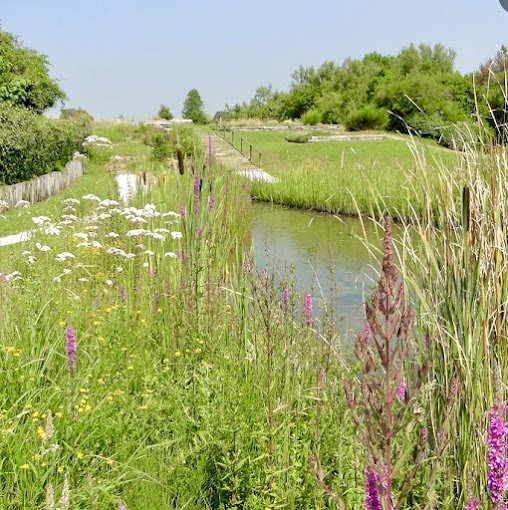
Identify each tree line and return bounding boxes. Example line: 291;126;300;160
225;43;508;145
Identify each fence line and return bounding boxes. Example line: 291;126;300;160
215;126;263;168
0;159;85;211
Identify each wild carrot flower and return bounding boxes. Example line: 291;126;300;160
65;325;76;372
488;406;508;505
365;467;382;510
304;293;313;324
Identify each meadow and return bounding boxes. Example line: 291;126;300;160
236;130;463;218
0;120;505;510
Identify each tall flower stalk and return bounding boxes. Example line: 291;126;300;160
488;405;508;506
340;215;456;509
65;324;76;372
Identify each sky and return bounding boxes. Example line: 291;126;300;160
2;0;508;120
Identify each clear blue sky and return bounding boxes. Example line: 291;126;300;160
3;0;508;120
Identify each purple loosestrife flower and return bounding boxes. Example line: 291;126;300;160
464;499;480;510
304;293;313;324
364;467;382;510
364;322;373;343
180;206;186;219
488;406;508;505
65;325;76;372
396;377;406;402
208;190;215;211
283;287;290;312
194;172;201;199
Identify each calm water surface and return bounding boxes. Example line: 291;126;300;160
252;203;385;340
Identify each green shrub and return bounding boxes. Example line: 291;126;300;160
148;125;201;160
301;109;322;125
285;133;310;143
0;103;91;185
409;113;494;151
157;104;173;120
344;105;389;131
150;133;172;161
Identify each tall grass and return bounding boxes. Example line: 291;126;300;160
241;131;461;218
394;118;508;506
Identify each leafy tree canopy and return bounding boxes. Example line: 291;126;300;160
182;89;208;124
0;28;66;113
158;104;173;120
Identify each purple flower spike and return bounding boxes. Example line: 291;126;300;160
194;172;201;198
364;467;382;510
488;406;508;505
396;377;406;402
464;498;480;510
304;293;313;324
209;190;215;211
65;325;76;372
283;287;290;312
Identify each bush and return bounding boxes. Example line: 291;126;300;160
0;103;91;185
409;113;494;150
158;104;173;120
301;109;322;125
344;105;389;131
148;125;201;161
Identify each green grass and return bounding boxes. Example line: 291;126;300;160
236;130;462;218
0;124;365;509
0;119;498;508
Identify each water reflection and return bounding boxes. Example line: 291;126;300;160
252;203;385;340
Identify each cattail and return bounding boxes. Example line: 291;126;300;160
176;146;184;175
488;406;508;505
304;293;313;324
364;467;382;510
65;325;76;372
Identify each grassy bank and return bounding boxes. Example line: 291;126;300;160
0;120;504;508
235;130;462;218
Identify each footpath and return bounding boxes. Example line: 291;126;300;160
199;131;277;183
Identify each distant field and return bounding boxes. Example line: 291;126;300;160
236;130;462;218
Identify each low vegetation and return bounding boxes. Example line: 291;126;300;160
235;130;461;218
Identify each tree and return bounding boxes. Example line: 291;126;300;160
0;28;66;113
157;104;173;120
182;89;208;124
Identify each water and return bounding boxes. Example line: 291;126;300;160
252;203;384;340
